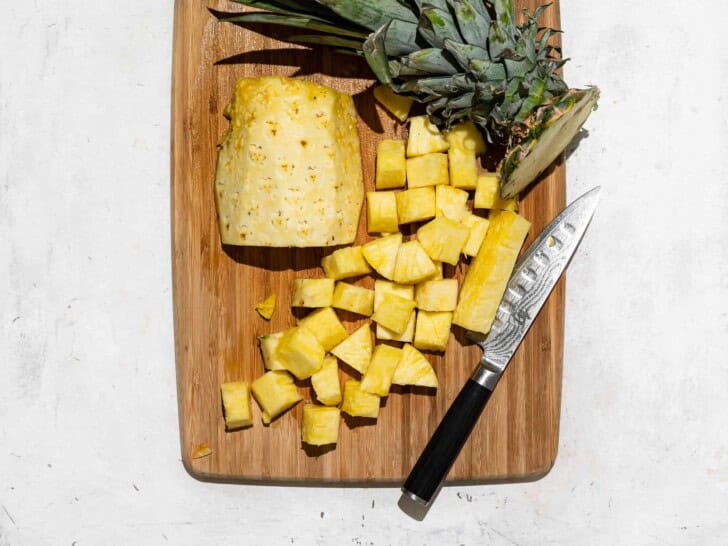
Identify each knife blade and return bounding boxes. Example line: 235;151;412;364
401;186;601;507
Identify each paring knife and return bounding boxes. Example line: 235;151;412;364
402;186;601;506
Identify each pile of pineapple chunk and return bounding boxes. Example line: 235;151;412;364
221;114;528;449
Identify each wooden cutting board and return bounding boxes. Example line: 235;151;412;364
172;0;565;484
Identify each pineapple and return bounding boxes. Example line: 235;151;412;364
330;323;372;375
396;187;436;224
332;282;374;316
251;370;303;424
435;185;469;222
474;173;500;209
255;293;276;320
366;191;399;233
321;246;372;280
275;326;325;379
445;121;487;155
461;213;490;257
453;210;531;334
448;147;479;190
301;404;340;446
392;344;438;388
415;279;459;312
290;278;335;308
416;217;471;266
220;381;253;429
362;233;402;280
373;85;414;122
393;240;438;285
406;115;449;157
298;307;348;351
405;153;449;188
341;380;380;419
427;260;444;281
371;292;416;335
311;356;342;406
496;195;519;212
377;312;416;343
258;331;286;371
374;280;416;342
375;139;407;189
414;311;452;352
360;345;403;397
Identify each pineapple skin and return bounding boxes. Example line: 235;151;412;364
258;331;287;371
415;279;459;312
311;356;342;406
251;370;303;424
275;326;325;379
407;115;449;157
375;139;407;189
221;381;253;429
435;185;470;222
332;282;374;316
392;344;438;388
291;278;335;308
462;213;490;257
406;153;449;188
298;307;348;351
416;216;471;266
301;404;341;446
341;380;380;419
393;240;438;285
362;233;403;280
330;323;372;375
321;246;372;280
373;85;414;122
361;345;403;397
414;311;453;352
371;292;417;334
453;210;531;334
366;191;399;233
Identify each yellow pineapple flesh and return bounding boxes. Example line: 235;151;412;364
301;404;341;446
393;240;438;284
371;292;416;334
251;370;303;424
474;172;500;209
291;278;334;308
362;232;402;280
373;85;414;122
406;153;449;188
321;246;372;280
407;115;449;157
414;311;452;352
396;187;436;224
375;139;407;189
444;120;486;155
258;331;286;371
332;282;374;316
448;147;479;190
360;345;403;397
275;326;325;379
416;216;471;265
392;344;438;388
461;213;490;257
374;280;416;342
310;355;342;406
298;307;348;351
330;323;372;375
366;191;399;233
341;380;380;419
221;381;253;429
255;293;276;319
436;185;470;222
415;279;459;312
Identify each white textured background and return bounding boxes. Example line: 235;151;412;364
2;1;727;544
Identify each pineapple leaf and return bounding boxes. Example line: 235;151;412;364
363;23;393;84
418;6;463;48
447;0;490;47
317;0;418;31
220;12;368;39
382;19;421;56
399;48;460;75
231;0;345;22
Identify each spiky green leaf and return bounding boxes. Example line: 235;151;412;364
317;0;418;31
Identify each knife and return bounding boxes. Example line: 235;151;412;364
402;186;601;506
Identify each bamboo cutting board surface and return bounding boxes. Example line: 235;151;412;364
172;0;566;484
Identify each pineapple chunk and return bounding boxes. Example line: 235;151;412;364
393;240;438;284
332;282;374;316
396;187;436;224
461;213;490;257
367;191;399;233
448;148;479;190
375;139;407;189
416;217;471;265
474;172;499;209
255;293;276;319
427;260;444;281
191;443;213;459
298;307;348;351
275;326;325;379
301;404;340;446
415;279;459;311
496;195;519;212
436;185;469;222
291;279;334;308
258;331;286;371
407;115;449;157
360;345;403;396
444;120;486;155
414;311;452;352
406;153;449;188
321;246;372;280
374;85;414;122
376;313;416;343
311;356;341;406
330;324;372;375
221;381;253;429
371;292;416;334
374;280;415;342
362;233;402;280
392;344;438;388
341;380;380;419
453;210;531;334
251;370;303;424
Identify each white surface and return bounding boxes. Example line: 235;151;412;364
1;1;727;544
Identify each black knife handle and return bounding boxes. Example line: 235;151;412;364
402;378;493;505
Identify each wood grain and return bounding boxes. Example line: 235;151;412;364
172;0;566;484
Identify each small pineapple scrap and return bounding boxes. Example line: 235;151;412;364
330;323;372;375
191;442;213;459
301;404;340;446
375;139;407;189
321;246;372;280
341;380;380;419
362;233;402;280
371;292;416;335
374;280;416;342
255;294;276;320
311;356;341;406
393;240;438;285
406;154;449;188
361;345;403;397
396;187;436;224
392;344;438;388
474;172;499;209
275;326;325;379
461;213;490;257
495;195;519;212
374;85;414;122
251;370;303;424
407;115;449;157
436;185;470;222
298;307;348;351
221;381;253;429
332;282;374;316
445;121;486;155
258;331;286;370
415;279;459;312
291;279;335;308
414;311;453;352
417;216;471;266
366;191;399;233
